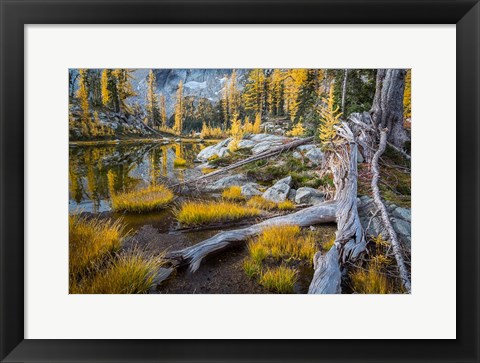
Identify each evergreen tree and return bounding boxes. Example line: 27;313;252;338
266;69;284;116
228;69;241;117
283;69;308;121
112;69;136;114
159;94;167;128
86;70;102;107
146;70;160;127
332;69;376;116
76;69;92;134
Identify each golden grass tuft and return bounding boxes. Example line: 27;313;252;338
256;225;316;261
173;158;187;167
175;200;260;225
243;258;262;279
259;266;297;293
349;266;391;294
277;200;295;210
70;250;164;294
248;241;268;264
246;195;276;210
111;185;174;213
69;214;126;277
221;186;245;201
297;232;317;260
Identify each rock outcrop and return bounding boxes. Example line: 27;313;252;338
262;176;292;203
205;174;251;192
294;187;325;205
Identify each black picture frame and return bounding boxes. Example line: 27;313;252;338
1;1;479;362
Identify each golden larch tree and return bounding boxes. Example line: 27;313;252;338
146;70;159;127
403;69;411;120
283;69;308;122
173;81;184;135
100;69;111;107
318;82;342;145
159;94;167;128
252;112;262;134
243;69;266;115
229;113;243;151
228;69;240;117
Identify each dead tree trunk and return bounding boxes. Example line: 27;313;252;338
309;124;366;294
371;129;411;292
370;69;409;149
166;201;338;273
171;136;314;190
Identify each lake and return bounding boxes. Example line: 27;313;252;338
69;139;210;214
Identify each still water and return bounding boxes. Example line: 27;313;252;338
68;140;209;214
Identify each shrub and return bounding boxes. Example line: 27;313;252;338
246;196;276;210
111;185;174;213
175;201;260;225
70;250;164;294
221;186;245;201
69;214;126;277
259;266;297;293
277;200;295;210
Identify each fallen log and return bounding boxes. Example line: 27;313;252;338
166;201;337;273
171;136;314;189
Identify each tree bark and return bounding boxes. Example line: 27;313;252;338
370;69;409;149
166;201;338;273
309;125;367;293
370;129;411;292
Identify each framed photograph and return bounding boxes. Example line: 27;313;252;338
1;0;478;362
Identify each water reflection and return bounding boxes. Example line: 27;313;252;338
69;141;206;213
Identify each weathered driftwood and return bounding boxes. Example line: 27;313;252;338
308;123;366;294
171;136;314;189
166;201;337;273
371;129;411;293
348;112;376;163
308;245;342;294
